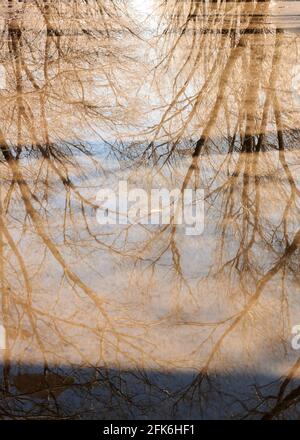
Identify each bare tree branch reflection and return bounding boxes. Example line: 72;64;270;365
1;0;300;419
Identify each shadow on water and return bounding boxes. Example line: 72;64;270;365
1;362;300;420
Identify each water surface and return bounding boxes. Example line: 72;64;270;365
1;0;300;420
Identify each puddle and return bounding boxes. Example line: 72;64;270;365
0;0;300;420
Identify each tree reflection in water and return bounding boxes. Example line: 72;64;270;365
0;0;300;419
